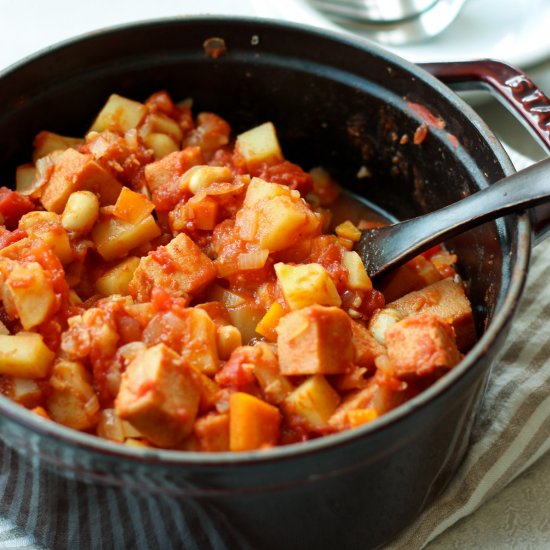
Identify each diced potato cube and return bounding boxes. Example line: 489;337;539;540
368;307;403;345
194;413;230;452
90;94;147;133
388;278;476;351
0;332;54;378
32;131;82;162
129;233;216;301
97;408;142;442
115;343;202;447
61;191;100;235
236;122;283;168
229;392;281;451
4;262;55;329
235;178;321;252
335;220;361;242
143;132;179;160
40;148;122;213
97;408;125;442
284;375;340;431
275;262;341;310
277;305;354;375
384;314;462;378
92;214;161;262
179;308;219;376
47;360;100;430
342;251;372;291
95;256;140;296
19;211;73;264
15;164;37;195
255;301;286;341
113;187;155;225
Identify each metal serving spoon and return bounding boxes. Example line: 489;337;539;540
355;157;550;278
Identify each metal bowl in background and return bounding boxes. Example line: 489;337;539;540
309;0;468;44
0;17;549;550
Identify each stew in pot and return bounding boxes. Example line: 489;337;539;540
0;91;476;451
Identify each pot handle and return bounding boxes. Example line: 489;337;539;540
420;59;550;243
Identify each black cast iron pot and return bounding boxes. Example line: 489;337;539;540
0;17;549;550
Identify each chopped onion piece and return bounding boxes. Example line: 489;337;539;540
237;249;269;271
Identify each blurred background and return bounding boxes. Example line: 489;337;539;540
1;1;549;548
1;0;549;162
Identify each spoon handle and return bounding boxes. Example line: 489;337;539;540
357;157;550;278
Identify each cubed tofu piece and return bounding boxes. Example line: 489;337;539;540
47;360;100;430
251;342;294;405
229;392;281;451
385;314;462;378
235;178;321;252
32;131;82;162
275;262;341;310
18;211;73;264
277;305;354;375
90;94;147;133
3;262;56;329
194;413;230;452
129;233;216;301
92;214;161;262
115;343;202;447
40;148;122;213
351;320;386;370
193;367;221;413
179;308;220;376
388;278;476;351
235;122;283;168
380;255;442;302
284;374;340;432
95;256;141;296
144;149;201;197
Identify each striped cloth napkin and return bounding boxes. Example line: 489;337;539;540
0;149;548;549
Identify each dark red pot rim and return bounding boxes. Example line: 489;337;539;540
0;16;531;468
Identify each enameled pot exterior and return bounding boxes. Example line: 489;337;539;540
0;18;538;549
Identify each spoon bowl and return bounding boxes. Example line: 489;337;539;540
356;157;550;278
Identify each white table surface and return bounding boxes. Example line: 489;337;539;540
1;1;549;548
